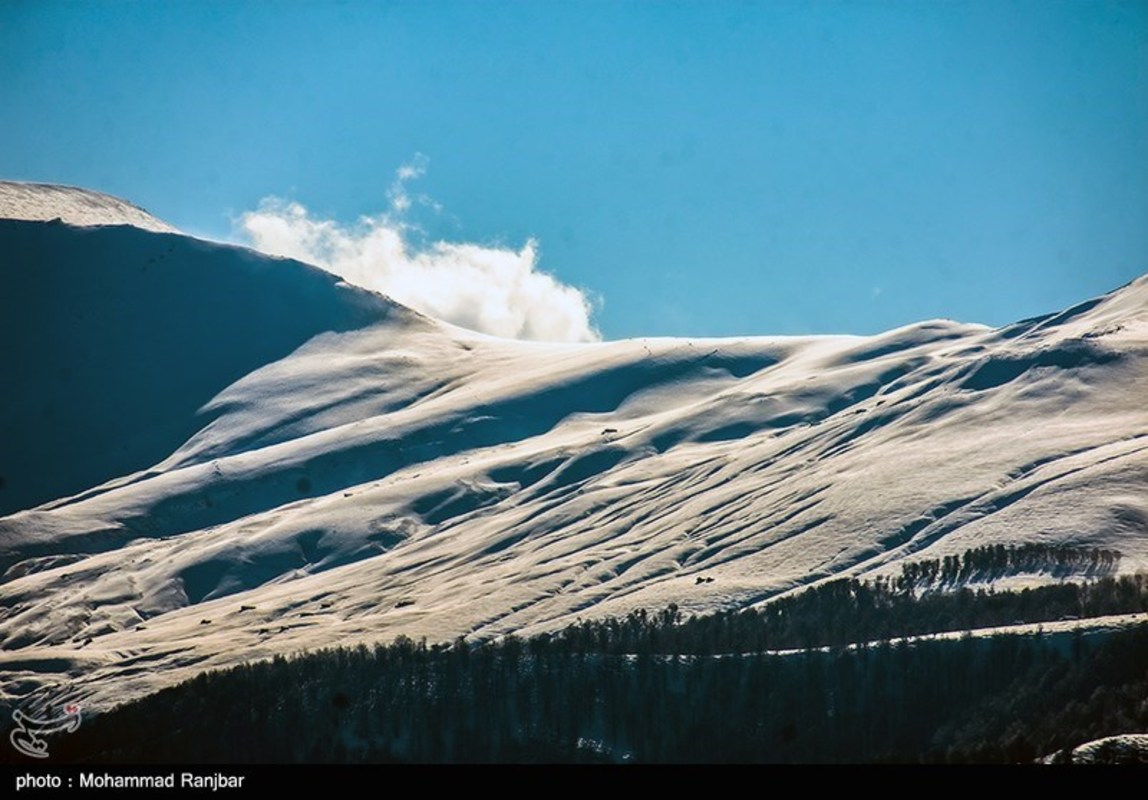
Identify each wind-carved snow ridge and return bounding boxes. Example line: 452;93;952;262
0;181;179;233
1;183;1147;714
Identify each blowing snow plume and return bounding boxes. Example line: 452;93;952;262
238;160;599;343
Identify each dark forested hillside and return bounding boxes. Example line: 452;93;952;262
24;568;1148;764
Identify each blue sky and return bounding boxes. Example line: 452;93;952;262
2;1;1145;340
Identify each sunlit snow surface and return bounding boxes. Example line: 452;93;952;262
0;181;178;233
1;185;1146;712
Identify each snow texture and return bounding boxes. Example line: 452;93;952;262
1;183;1146;713
1043;733;1148;764
0;181;178;234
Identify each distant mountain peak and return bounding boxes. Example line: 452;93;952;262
0;180;178;233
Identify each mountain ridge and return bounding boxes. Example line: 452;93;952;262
1;184;1145;713
0;181;179;234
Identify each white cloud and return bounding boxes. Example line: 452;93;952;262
387;153;428;214
237;160;600;343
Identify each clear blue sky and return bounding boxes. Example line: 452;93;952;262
2;1;1145;339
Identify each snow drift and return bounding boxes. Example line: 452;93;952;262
0;183;1146;713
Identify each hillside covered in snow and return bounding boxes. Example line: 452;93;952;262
1;183;1146;714
0;181;178;234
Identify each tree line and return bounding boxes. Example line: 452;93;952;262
26;570;1148;764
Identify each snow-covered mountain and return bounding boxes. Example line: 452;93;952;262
0;181;178;234
1;184;1146;712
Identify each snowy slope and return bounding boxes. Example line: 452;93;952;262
0;181;178;233
0;219;410;517
1;185;1146;712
